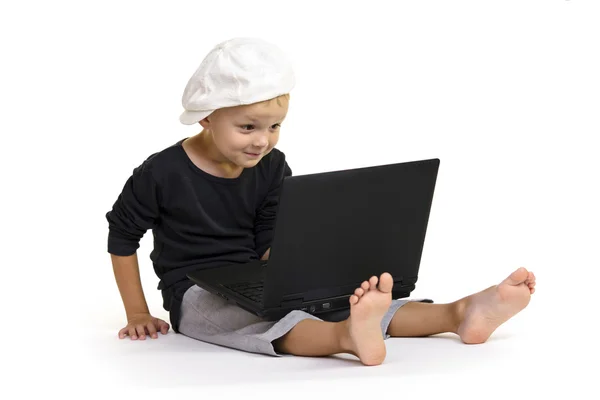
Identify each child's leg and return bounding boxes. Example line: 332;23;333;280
274;273;394;366
273;319;348;356
387;267;536;343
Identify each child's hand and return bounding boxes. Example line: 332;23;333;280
118;313;170;340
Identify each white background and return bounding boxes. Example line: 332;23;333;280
1;0;598;398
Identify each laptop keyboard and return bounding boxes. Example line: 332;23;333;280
224;281;264;303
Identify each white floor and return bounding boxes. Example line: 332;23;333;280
15;277;595;400
6;230;597;400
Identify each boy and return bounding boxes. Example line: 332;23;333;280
106;37;536;366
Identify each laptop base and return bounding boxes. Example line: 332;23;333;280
187;262;428;321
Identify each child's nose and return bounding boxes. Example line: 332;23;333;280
254;133;269;147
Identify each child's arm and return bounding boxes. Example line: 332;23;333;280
106;160;166;339
112;253;169;340
255;157;292;260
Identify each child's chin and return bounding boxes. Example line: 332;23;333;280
240;156;262;166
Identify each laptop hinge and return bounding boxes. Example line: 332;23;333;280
280;297;304;307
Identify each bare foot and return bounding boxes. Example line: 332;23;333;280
457;267;536;344
341;273;393;366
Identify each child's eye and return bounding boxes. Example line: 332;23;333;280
240;124;280;131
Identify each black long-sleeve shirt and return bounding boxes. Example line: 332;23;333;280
105;139;291;332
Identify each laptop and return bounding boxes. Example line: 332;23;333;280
187;158;440;320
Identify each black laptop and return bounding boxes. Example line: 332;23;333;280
187;158;440;320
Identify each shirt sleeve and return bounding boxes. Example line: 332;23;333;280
254;155;292;258
105;160;161;256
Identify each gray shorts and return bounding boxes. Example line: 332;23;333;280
178;285;429;356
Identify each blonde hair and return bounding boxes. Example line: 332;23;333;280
259;93;290;107
209;94;290;120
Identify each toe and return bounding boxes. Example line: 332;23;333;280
369;276;378;289
355;288;365;298
504;267;528;286
361;281;370;291
349;295;359;305
378;272;394;293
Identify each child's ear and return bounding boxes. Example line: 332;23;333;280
199;117;210;129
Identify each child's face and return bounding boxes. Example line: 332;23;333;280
200;97;289;168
